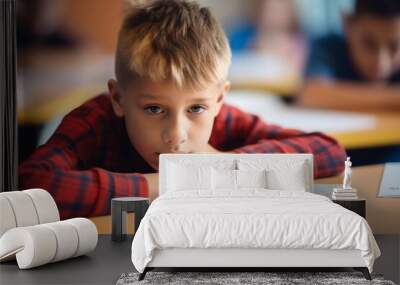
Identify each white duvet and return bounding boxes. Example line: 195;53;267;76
131;190;380;273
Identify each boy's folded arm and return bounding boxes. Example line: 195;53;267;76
18;148;149;219
18;103;150;219
299;78;400;110
227;112;346;178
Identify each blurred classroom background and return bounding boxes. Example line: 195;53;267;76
17;0;400;167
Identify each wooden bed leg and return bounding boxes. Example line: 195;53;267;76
138;268;148;281
362;268;372;280
354;267;372;280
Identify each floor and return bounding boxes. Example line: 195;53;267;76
374;235;400;284
0;235;398;284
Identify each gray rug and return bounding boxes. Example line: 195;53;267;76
116;271;396;285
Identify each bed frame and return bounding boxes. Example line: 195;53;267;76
139;248;371;280
138;154;372;281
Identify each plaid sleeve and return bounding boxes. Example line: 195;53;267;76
18;97;148;219
214;105;346;178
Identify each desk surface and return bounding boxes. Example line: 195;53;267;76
330;111;400;149
224;92;400;150
18;48;113;125
228;51;301;96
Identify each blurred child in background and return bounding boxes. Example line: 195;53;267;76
300;0;400;110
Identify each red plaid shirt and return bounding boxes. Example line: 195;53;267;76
19;94;346;219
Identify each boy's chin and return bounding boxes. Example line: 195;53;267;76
147;161;159;171
147;153;159;171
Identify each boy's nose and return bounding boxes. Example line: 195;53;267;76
164;136;187;151
162;123;188;150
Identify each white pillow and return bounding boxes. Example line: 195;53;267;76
210;159;237;171
211;169;268;190
237;159;308;191
167;163;212;191
266;162;307;191
236;169;267;189
212;168;237;190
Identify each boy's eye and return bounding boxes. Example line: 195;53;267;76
362;38;378;53
188;105;206;114
144;105;163;114
389;41;400;55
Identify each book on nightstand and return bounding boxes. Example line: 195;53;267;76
332;188;359;200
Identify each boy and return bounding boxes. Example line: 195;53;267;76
19;0;346;219
300;0;400;110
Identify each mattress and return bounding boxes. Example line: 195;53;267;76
131;190;380;273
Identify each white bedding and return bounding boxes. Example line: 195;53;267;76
131;190;380;273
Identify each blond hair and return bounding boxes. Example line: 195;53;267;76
115;0;231;90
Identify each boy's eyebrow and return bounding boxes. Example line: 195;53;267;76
190;97;214;103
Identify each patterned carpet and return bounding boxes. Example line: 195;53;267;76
116;271;396;285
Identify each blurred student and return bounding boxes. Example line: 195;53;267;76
229;0;306;69
300;0;400;110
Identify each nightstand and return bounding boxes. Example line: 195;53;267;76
331;199;366;218
111;197;149;242
313;184;366;218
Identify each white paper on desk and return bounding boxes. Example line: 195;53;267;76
378;163;400;198
225;91;376;133
229;53;294;82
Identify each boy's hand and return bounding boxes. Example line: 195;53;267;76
142;173;159;202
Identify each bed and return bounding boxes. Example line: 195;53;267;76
131;154;380;281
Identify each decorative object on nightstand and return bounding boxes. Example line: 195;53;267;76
332;157;359;200
313;184;366;218
111;197;149;242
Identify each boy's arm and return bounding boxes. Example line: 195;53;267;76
299;79;400;110
141;173;159;202
19;152;151;219
19;97;155;219
218;105;346;178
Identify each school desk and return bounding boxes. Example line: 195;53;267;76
330;111;400;149
17;48;113;125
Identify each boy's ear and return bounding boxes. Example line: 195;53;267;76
214;81;231;117
108;79;124;118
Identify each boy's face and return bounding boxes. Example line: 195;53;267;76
345;15;400;81
108;78;230;170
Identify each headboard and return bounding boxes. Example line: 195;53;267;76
159;153;314;195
